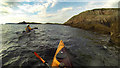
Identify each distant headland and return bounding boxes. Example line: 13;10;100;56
18;21;42;24
5;21;62;25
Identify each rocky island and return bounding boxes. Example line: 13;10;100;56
18;21;42;24
18;21;61;25
64;8;120;46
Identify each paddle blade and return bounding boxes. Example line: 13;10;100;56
34;52;45;63
33;27;38;29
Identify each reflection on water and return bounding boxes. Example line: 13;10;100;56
1;24;118;67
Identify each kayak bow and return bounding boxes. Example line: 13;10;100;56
51;40;72;67
34;40;72;68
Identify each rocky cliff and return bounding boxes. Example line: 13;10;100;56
64;8;120;46
64;8;119;34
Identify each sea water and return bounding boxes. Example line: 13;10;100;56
0;24;118;67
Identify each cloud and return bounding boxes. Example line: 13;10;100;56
18;4;44;13
51;2;57;7
49;0;57;8
103;0;119;8
0;0;59;24
84;1;103;10
0;0;57;14
0;0;119;24
0;2;8;6
1;0;34;2
1;0;57;2
0;6;13;14
83;0;119;11
0;7;74;24
59;7;73;12
37;7;74;23
17;0;58;13
0;4;25;15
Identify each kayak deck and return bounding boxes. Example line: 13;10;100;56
34;40;72;68
51;40;72;67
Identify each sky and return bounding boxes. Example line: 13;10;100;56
0;0;119;24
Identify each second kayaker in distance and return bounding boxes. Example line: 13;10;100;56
25;24;33;33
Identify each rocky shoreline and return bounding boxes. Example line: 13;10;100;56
64;8;120;46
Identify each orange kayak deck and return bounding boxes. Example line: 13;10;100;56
51;40;72;67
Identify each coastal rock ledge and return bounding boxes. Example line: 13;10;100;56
64;8;120;46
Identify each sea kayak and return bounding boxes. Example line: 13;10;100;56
34;40;72;68
16;30;35;37
16;27;38;36
51;40;72;67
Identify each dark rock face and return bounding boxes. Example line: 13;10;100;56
64;8;120;46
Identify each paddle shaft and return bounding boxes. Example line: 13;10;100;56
34;52;50;68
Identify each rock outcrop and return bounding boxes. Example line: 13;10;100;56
64;8;120;46
109;17;120;46
18;21;42;24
